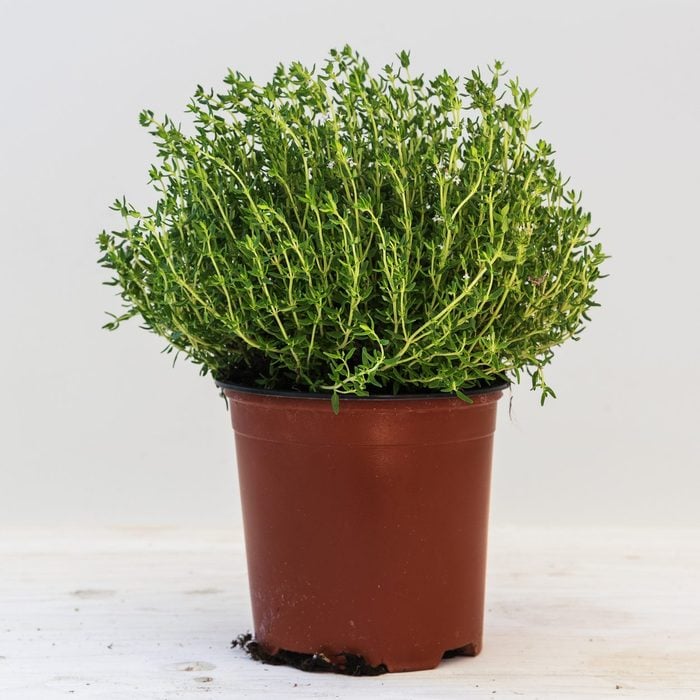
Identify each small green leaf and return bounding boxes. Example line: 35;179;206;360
455;389;474;404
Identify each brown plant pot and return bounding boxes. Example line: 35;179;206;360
217;381;506;673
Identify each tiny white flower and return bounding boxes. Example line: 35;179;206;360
432;213;444;223
462;271;470;281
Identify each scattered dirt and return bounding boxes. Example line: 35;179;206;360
231;633;388;676
443;644;477;658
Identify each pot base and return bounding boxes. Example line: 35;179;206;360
233;633;480;674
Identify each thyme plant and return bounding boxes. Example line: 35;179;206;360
99;46;605;403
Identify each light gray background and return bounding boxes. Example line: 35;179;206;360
1;0;698;529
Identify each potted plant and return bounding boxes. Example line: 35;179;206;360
98;46;605;674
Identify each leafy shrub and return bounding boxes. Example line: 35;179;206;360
99;46;606;402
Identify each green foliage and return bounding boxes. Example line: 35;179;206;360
98;46;606;401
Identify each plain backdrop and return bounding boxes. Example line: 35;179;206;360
0;0;698;529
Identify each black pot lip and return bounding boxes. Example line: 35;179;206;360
214;377;510;401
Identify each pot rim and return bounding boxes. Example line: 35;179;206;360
214;377;510;401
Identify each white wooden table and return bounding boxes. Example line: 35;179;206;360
1;526;698;699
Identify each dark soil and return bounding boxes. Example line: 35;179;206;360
216;363;508;398
231;633;388;676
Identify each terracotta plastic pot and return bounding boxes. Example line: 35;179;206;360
217;381;506;673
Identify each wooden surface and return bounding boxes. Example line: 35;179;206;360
1;526;698;699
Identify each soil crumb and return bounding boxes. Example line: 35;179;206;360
231;633;388;676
